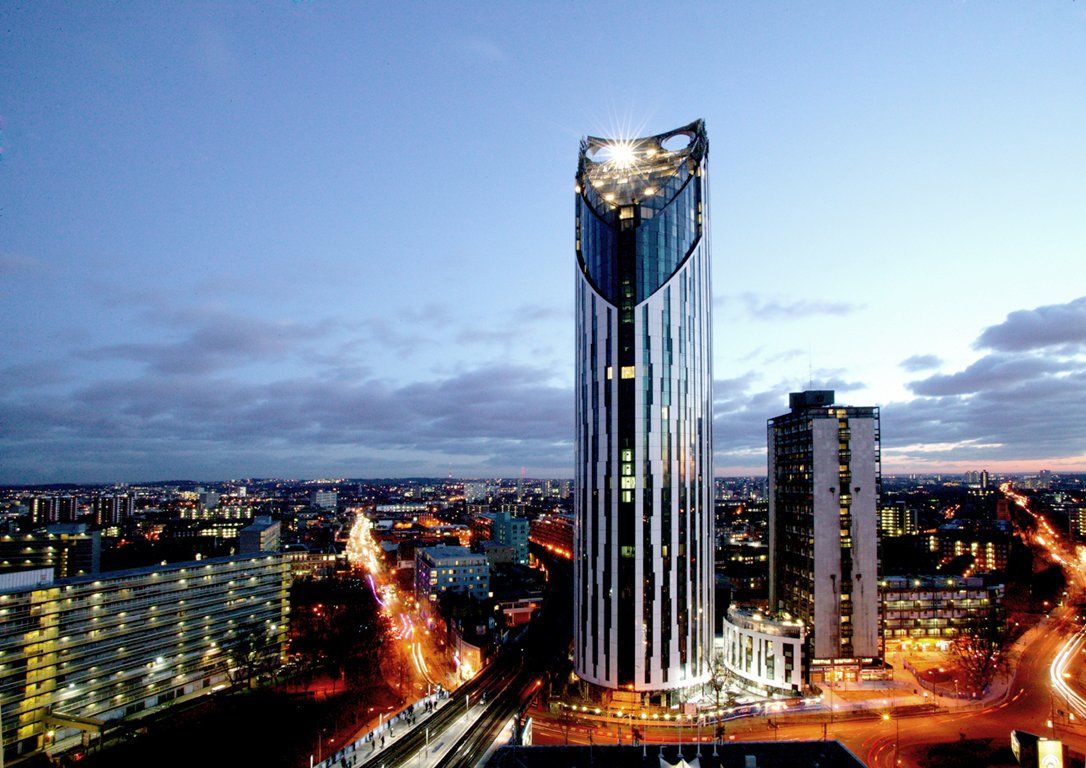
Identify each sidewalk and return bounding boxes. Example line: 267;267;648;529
316;690;453;768
411;699;494;768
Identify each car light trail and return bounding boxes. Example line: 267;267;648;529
1051;626;1086;719
367;573;386;607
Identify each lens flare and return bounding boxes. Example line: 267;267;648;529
600;140;637;169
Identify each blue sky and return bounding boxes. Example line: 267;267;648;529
2;2;1085;482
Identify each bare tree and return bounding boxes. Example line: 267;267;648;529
705;651;730;711
947;606;1004;697
222;620;280;690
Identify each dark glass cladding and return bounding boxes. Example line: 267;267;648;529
575;120;706;305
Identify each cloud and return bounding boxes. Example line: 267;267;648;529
884;369;1086;463
883;438;1004;456
976;296;1086;353
0;361;74;391
80;313;337;375
0;284;589;482
740;347;805;365
0;362;574;483
900;354;941;372
720;292;863;321
8;288;1086;480
886;299;1086;465
907;353;1068;397
764;348;806;364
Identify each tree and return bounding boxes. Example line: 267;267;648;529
222;621;280;689
705;651;730;712
289;576;388;689
947;606;1004;697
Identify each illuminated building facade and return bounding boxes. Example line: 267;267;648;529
93;493;133;528
930;519;1011;573
414;545;490;610
880;575;1004;650
0;553;289;759
529;513;573;559
878;501;918;538
768;390;882;680
0;524;101;578
26;496;79;526
573;120;714;692
718;606;806;695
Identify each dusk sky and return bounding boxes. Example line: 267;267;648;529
2;3;1085;483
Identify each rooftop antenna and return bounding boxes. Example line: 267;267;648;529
808;343;814;389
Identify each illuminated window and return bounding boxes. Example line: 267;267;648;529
621;366;635;379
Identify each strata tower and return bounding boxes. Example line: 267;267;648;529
573;120;713;693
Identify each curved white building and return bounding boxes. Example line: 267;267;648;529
573;120;713;693
719;606;806;695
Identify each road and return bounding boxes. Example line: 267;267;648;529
433;551;571;768
345;512;453;698
353;549;572;768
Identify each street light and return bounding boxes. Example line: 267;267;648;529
827;674;836;724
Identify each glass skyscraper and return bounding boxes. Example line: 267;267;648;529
573;120;713;693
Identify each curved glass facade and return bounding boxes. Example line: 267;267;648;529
576;122;705;306
573;120;714;693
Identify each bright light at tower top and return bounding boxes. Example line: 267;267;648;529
578;119;707;210
596;140;640;169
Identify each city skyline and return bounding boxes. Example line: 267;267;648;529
3;4;1086;482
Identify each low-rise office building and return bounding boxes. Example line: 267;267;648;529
490;511;529;565
283;548;338;581
414;546;489;610
528;514;573;559
239;516;281;554
719;538;769;603
480;541;516;567
0;553;290;759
